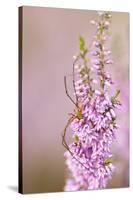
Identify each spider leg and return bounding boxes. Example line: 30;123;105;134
62;116;74;150
72;58;78;104
62;116;89;171
64;76;78;108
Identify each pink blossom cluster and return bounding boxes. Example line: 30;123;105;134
64;11;121;191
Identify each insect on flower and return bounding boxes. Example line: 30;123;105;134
62;11;121;191
62;74;90;170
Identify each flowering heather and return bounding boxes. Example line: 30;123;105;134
62;11;121;191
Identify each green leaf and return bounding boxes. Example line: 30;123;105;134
79;35;88;59
115;89;120;98
74;135;79;142
79;35;85;51
103;157;113;166
76;110;82;119
111;89;120;104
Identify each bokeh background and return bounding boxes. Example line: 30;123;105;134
21;6;129;193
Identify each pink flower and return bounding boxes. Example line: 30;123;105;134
63;11;120;191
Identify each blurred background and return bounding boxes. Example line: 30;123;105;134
21;6;129;193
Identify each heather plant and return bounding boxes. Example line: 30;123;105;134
62;11;121;191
